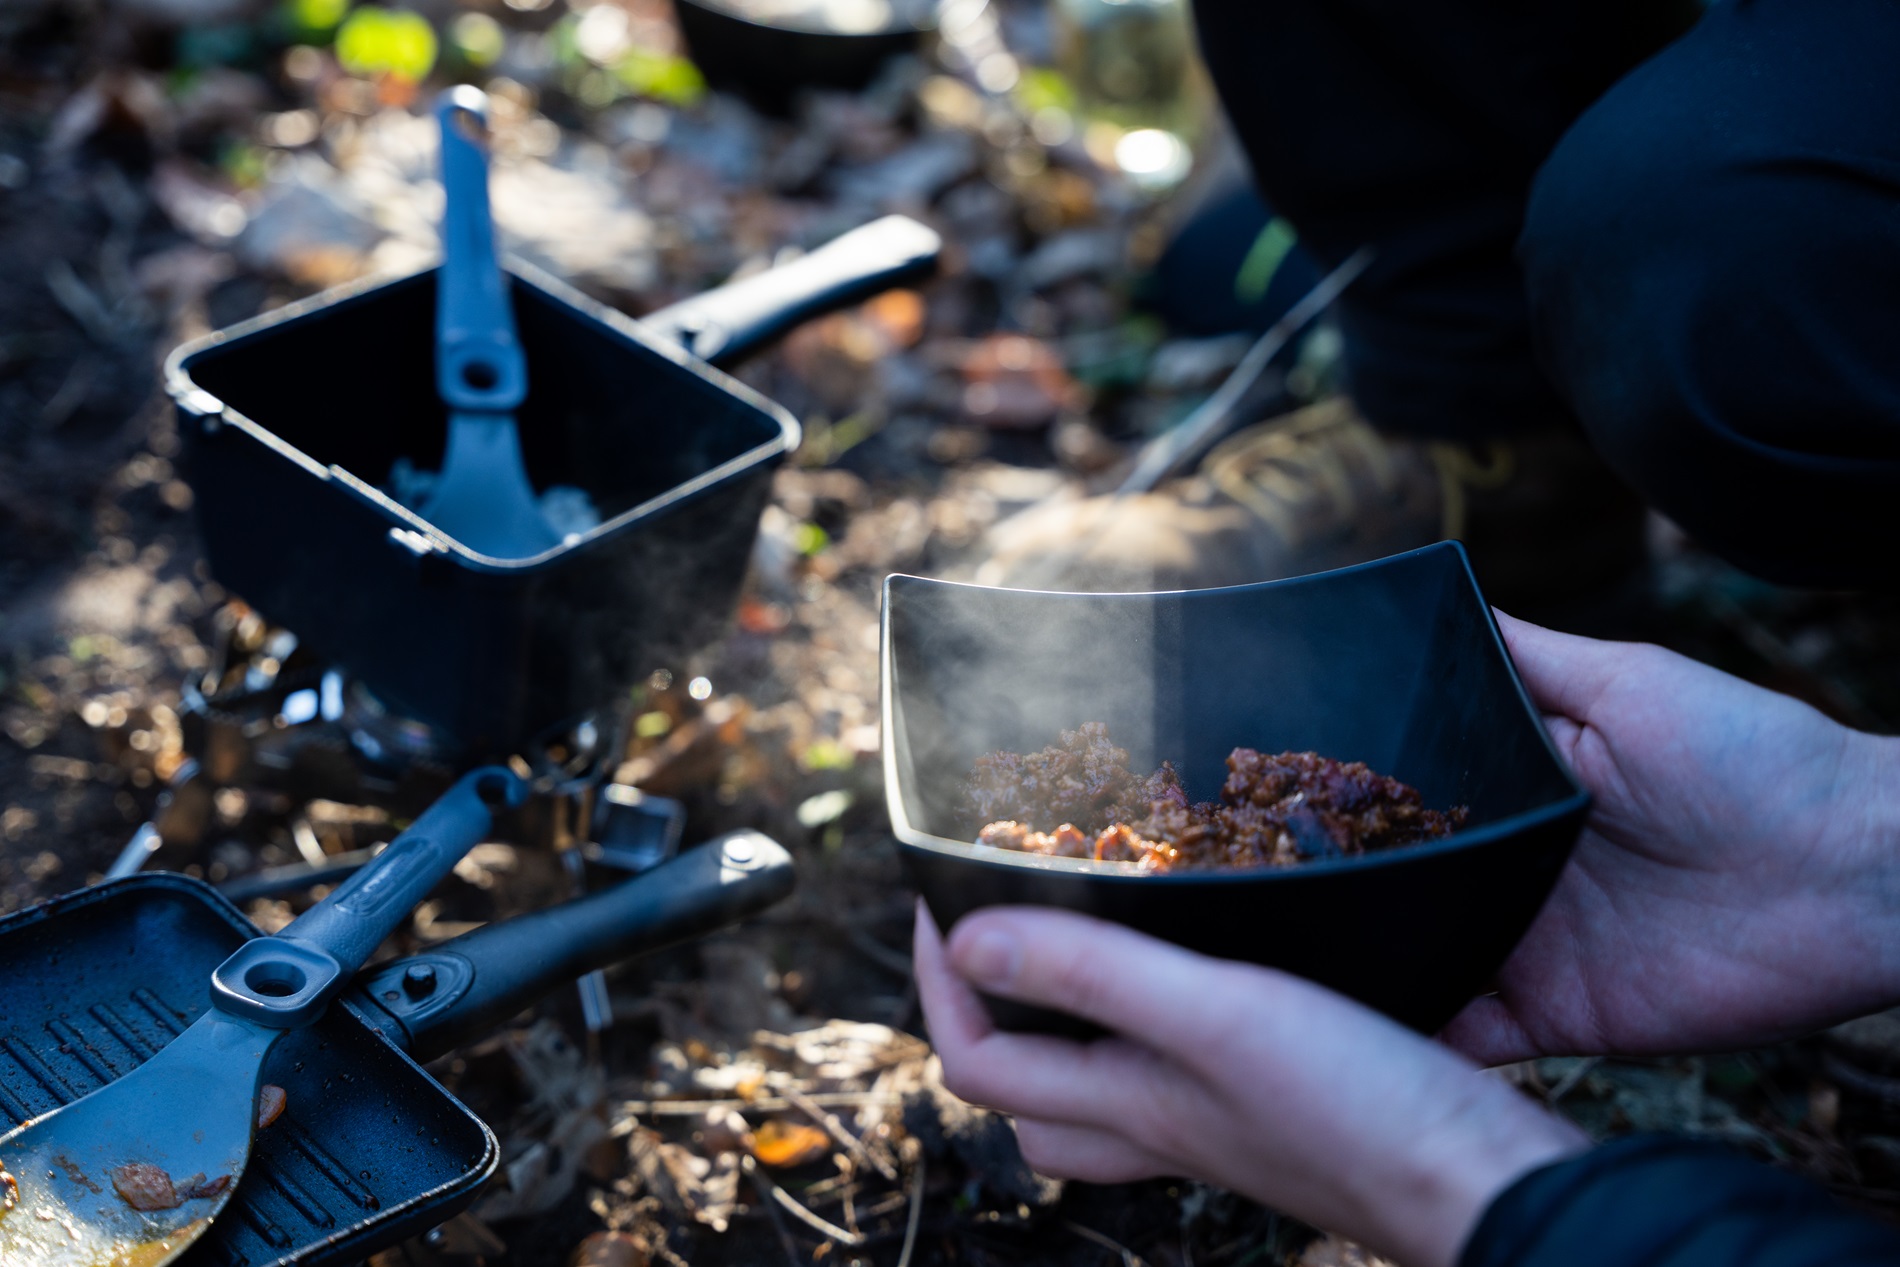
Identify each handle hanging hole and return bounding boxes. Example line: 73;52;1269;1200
448;107;486;143
244;961;309;998
462;361;500;391
474;769;521;807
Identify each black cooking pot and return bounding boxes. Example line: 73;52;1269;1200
0;830;794;1265
166;215;940;764
880;542;1590;1035
674;0;939;114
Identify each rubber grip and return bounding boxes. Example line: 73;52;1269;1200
278;766;526;974
360;830;795;1060
639;215;941;368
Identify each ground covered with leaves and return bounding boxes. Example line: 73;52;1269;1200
7;0;1900;1264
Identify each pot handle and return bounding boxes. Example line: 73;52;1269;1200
211;766;527;1027
354;830;796;1061
640;215;941;368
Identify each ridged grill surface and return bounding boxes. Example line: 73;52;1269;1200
0;876;494;1265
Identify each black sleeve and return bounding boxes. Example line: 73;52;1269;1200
1461;1135;1900;1267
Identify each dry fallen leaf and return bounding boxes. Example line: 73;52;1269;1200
957;334;1082;429
631;1128;740;1232
571;1230;649;1267
748;1119;832;1168
1299;1236;1399;1267
697;1105;754;1157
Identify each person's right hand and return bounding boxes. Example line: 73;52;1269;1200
1441;613;1900;1065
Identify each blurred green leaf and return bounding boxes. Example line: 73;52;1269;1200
1064;317;1162;391
1235;216;1296;306
449;11;505;68
612;47;705;107
792;521;829;556
1014;66;1076;115
287;0;349;35
821;410;881;463
800;739;853;772
576;68;619;109
220;140;270;189
547;14;584;68
335;6;437;82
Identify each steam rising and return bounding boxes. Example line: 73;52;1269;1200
883;548;1575;851
885;578;1168;841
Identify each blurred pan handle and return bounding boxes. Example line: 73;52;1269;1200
640;215;941;368
354;831;795;1062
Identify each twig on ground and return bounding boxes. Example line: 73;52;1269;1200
838;1156;861;1238
1701;591;1885;730
891;975;920;1032
1544;1056;1600;1105
744;1162;805;1267
651;1242;692;1267
612;1092;902;1129
797;1170;852;1207
38;359;89;428
741;1154;867;1246
786;1085;900;1182
1066;1219;1148;1267
895;1150;926;1267
848;926;916;977
855;1189;912;1221
44;260;125;345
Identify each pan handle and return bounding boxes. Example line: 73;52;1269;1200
211;766;527;1028
639;215;941;368
353;830;795;1062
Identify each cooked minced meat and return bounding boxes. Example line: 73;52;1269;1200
965;728;1466;873
961;722;1183;834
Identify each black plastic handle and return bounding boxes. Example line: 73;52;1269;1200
210;767;527;1027
353;830;795;1061
435;86;527;413
640;215;942;368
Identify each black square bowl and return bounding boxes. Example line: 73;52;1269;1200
880;542;1590;1033
164;261;799;762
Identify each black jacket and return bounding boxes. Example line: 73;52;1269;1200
1463;1136;1900;1267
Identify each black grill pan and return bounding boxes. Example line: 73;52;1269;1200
0;831;794;1265
0;874;484;1266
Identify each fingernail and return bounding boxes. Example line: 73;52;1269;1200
957;926;1021;989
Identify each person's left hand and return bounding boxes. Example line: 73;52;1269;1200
916;903;1588;1267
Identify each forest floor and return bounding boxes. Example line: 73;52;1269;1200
6;2;1900;1264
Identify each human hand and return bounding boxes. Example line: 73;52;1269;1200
916;903;1586;1267
1442;613;1900;1065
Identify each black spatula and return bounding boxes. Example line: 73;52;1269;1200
416;86;564;559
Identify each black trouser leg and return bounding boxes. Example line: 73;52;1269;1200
1190;0;1695;439
1522;0;1900;589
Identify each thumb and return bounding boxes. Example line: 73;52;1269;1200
1493;610;1626;725
1437;994;1540;1067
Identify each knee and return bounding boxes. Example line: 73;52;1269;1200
1517;55;1721;432
1517;55;1900;588
1515;64;1722;484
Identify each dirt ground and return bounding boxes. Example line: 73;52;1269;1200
8;2;1900;1264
